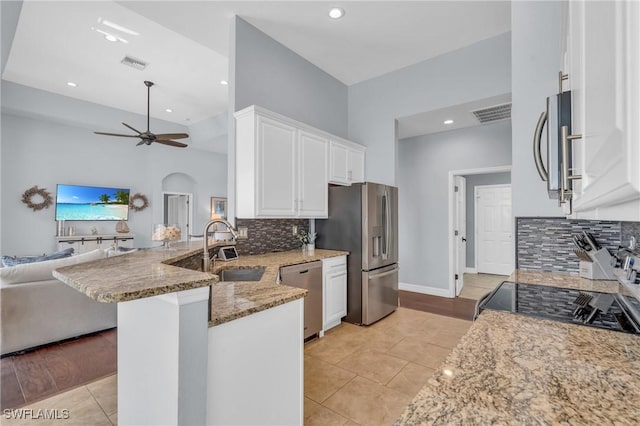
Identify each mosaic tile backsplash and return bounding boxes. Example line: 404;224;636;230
516;218;622;274
235;218;309;255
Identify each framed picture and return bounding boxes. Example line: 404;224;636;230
210;197;227;219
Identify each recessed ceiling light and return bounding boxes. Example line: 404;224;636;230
220;80;228;86
92;27;128;44
100;19;140;36
165;108;173;113
67;81;77;87
444;119;454;125
329;7;345;19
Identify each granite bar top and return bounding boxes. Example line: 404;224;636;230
53;241;347;327
397;309;640;425
510;268;640;299
208;249;348;326
53;241;221;303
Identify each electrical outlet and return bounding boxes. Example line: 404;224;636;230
292;225;298;236
237;226;249;240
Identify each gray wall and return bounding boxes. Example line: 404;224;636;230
228;16;349;222
1;83;227;255
398;120;512;291
232;17;348;138
348;32;511;186
511;1;565;217
464;172;511;268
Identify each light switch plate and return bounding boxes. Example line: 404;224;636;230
237;226;248;239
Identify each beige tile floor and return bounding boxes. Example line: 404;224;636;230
457;272;507;300
3;308;472;426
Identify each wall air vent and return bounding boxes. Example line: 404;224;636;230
120;55;148;71
471;103;512;123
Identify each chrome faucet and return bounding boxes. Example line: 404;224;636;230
203;219;238;272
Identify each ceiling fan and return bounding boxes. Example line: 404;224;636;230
94;81;189;148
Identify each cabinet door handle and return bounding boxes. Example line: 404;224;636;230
533;111;548;181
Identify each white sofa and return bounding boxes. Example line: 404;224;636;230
1;249;117;355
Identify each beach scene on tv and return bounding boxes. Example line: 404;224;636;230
55;184;130;221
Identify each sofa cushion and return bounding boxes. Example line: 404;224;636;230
0;249;105;285
1;247;75;267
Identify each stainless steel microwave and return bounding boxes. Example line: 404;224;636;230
534;91;573;199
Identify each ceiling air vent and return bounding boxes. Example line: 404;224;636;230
471;103;512;124
120;55;148;71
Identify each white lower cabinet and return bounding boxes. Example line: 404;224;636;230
322;256;347;331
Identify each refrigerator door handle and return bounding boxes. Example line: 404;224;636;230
386;188;392;260
382;189;390;260
368;267;399;280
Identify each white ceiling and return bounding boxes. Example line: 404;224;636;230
2;0;511;128
397;93;512;139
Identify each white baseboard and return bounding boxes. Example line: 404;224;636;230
465;268;477;274
399;283;454;298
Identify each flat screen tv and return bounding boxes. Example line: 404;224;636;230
55;184;130;221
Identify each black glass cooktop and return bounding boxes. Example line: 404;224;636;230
478;281;640;334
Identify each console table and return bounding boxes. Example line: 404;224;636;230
56;234;134;254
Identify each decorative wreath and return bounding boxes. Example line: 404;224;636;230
22;185;53;211
129;193;149;212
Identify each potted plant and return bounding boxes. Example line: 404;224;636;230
296;230;317;254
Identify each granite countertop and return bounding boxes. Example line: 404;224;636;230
53;241;348;327
53;241;221;303
208;249;348;326
510;268;640;299
397;309;640;425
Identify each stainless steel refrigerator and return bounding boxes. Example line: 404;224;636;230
316;182;398;325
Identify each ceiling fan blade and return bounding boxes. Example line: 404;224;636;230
94;132;140;138
155;133;190;140
154;139;188;148
122;122;142;134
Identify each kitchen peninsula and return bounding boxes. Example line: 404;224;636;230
397;270;640;424
53;242;347;425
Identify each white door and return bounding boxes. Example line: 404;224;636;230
167;195;188;241
476;185;513;275
298;131;328;218
454;176;466;295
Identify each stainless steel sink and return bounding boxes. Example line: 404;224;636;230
219;268;265;282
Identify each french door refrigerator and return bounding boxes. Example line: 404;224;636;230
316;182;398;325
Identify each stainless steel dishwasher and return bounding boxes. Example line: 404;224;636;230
280;261;323;340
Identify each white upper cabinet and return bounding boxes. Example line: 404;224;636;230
329;139;366;186
567;0;640;220
235;106;336;219
298;131;329;217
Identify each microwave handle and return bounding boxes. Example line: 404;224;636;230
533;110;548;182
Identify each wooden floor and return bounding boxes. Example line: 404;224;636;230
1;328;117;410
399;290;477;321
0;291;475;411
